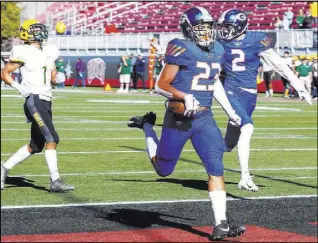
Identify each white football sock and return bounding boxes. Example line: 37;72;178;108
125;84;129;92
143;123;159;160
209;190;227;226
3;145;32;170
237;124;254;179
45;150;60;182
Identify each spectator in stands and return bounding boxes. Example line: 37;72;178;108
302;10;315;29
260;59;274;97
296;57;313;96
55;57;66;89
117;55;131;93
130;53;137;92
154;55;164;87
311;56;318;99
134;55;146;92
74;58;86;88
296;9;305;29
281;51;293;98
282;13;290;30
274;16;283;30
284;7;294;27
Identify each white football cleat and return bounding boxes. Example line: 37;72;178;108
238;176;259;192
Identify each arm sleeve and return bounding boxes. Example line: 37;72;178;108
259;48;306;92
213;78;236;118
165;39;190;66
9;46;25;64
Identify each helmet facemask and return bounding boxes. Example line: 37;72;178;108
22;23;48;44
216;23;237;40
192;23;216;48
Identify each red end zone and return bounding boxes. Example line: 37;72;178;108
1;225;317;242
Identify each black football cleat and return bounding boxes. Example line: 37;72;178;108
210;220;246;241
127;112;156;129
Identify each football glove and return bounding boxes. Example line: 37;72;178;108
184;94;200;117
298;89;312;105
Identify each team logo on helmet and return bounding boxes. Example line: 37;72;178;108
217;9;248;41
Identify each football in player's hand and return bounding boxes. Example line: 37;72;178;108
167;100;185;116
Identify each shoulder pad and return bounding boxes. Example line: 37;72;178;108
254;32;275;55
9;45;27;64
165;38;191;66
43;44;60;61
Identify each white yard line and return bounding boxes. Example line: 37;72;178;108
1;194;317;210
1;136;316;141
1;148;317;156
7;168;317;178
1;128;317;132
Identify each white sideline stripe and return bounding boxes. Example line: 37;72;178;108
1;148;317;156
1;195;317;210
255;106;301;111
1;127;317;131
9;168;318;177
1;136;317;141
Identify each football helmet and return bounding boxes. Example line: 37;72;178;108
217;9;248;40
180;7;216;49
19;19;48;44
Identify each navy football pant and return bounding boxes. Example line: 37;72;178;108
148;109;225;177
23;95;59;153
223;86;257;151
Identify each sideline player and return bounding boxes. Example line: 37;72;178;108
127;7;245;241
1;19;74;192
217;9;312;192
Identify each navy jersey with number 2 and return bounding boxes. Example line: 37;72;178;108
219;31;274;128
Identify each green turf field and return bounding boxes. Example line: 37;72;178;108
1;88;317;206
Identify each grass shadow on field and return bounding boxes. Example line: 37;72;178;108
107;178;245;199
103;208;214;240
4;176;49;192
225;168;318;189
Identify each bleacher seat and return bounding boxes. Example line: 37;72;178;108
39;1;310;34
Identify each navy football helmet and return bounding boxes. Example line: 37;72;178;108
217;9;248;40
180;7;216;49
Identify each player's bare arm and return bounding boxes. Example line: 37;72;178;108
1;62;21;86
156;63;186;99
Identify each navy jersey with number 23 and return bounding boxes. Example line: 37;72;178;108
165;38;225;107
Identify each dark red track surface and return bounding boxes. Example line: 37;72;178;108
1;198;317;242
2;224;318;242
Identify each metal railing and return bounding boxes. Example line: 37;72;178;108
46;29;317;55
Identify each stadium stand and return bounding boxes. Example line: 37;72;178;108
40;1;313;35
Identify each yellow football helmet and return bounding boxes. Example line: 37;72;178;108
19;19;48;43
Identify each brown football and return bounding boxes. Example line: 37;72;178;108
167;100;185;115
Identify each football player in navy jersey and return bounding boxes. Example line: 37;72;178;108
128;7;245;240
217;9;312;192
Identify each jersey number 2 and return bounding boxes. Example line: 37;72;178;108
232;49;246;71
191;62;221;91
